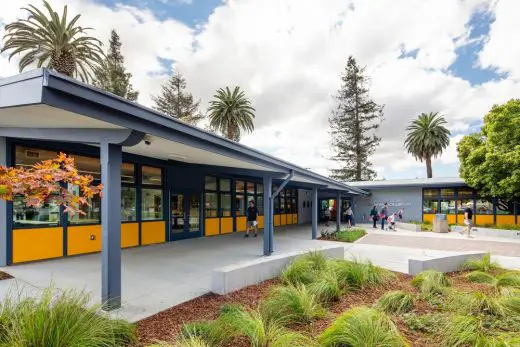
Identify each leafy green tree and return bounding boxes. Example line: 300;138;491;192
329;56;384;181
152;70;203;125
93;30;138;101
458;99;520;200
404;112;450;178
1;1;104;82
208;86;255;141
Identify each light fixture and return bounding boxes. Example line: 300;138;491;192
168;153;187;160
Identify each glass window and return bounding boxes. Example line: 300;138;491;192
205;176;217;191
121;163;135;184
205;192;218;217
257;196;264;215
496;199;514;215
15;146;57;168
13;196;60;227
246;182;255;195
236;194;245;216
457;188;474;214
220;193;231;217
142;188;163;220
257;183;263;194
423;189;439;214
142;166;162;185
73;154;101;180
423;189;439;200
69;185;101;224
121;187;137;221
280;191;286;214
440;189;456;214
476;196;493;215
236;180;245;194
220;179;231;192
292;197;297;213
274;195;280;214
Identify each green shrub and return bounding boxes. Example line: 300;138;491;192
375;291;414;314
280;252;326;286
333;229;366;243
319;306;407;347
442;315;481;347
411;270;450;297
401;313;446;334
261;284;327;325
147;335;210;347
496;272;520;289
180;319;233;347
462;253;501;273
500;296;520;315
217;304;315;347
328;259;394;290
449;291;507;317
467;271;496;284
308;270;344;304
0;288;136;346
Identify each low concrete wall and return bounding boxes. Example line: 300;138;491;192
395;222;421;232
451;225;520;240
211;245;345;295
408;252;486;275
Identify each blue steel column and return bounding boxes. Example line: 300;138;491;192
336;192;341;232
101;142;122;310
312;187;318;239
263;176;272;256
0;137;7;266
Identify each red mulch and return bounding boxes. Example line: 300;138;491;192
0;271;13;281
136;271;497;347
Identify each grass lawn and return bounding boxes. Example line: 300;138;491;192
319;227;367;243
137;253;520;347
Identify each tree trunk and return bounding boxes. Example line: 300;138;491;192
227;126;235;141
426;156;433;178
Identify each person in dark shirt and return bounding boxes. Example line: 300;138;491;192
245;200;258;237
461;202;474;237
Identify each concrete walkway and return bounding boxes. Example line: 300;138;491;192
0;224;518;322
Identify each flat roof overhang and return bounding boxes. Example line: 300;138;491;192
0;69;368;196
348;178;468;190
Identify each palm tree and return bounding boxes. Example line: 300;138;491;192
208;86;255;141
404;112;450;178
1;1;104;82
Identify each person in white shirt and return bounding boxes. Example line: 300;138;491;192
345;206;353;228
387;213;396;231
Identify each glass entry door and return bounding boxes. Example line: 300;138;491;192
171;192;201;240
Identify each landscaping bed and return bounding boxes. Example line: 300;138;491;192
137;253;520;347
318;228;367;242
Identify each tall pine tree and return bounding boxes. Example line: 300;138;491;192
93;30;139;101
152;70;203;125
329;56;384;182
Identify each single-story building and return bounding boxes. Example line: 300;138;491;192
346;178;519;226
0;69;368;309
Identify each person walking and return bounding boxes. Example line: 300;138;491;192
370;205;378;228
324;207;331;227
245;200;258;237
380;203;388;230
460;202;473;238
345;206;353;228
398;208;404;221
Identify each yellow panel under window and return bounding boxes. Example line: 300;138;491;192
446;215;457;225
13;227;63;263
495;215;515;225
236;216;247;232
281;214;287;226
423;214;434;224
141;221;165;245
475;215;493;226
121;223;139;248
274;214;281;226
257;216;264;229
220;217;233;234
293;214;298;224
68;225;102;256
205;218;220;236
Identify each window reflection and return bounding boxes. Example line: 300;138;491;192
121;187;136;221
142;188;163;220
205;192;218;217
142;166;162;185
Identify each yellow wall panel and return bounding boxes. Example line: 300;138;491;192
496;215;515;225
236;216;247;232
475;215;494;226
221;217;233;234
205;218;220;236
68;225;101;256
446;215;457;225
13;227;63;263
274;214;281;226
257;216;264;229
121;223;139;248
141;221;166;245
281;214;287;226
423;214;434;224
286;214;292;225
293;214;298;224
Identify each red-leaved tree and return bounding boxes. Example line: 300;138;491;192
0;153;103;215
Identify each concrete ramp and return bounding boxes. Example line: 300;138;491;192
408;252;486;275
211;245;345;295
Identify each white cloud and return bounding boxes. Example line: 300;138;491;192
1;0;519;180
